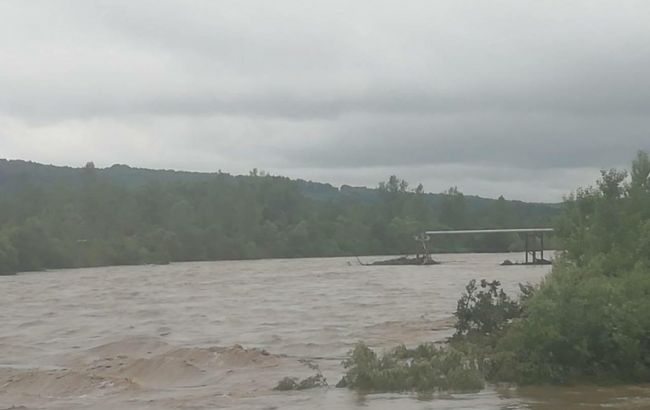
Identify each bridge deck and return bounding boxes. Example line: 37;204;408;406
425;228;553;235
423;228;554;265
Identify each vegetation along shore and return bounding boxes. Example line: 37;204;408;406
339;151;650;392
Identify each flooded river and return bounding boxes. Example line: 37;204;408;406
1;253;649;409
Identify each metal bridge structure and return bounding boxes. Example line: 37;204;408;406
422;228;554;265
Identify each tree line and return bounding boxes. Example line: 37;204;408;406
0;162;557;274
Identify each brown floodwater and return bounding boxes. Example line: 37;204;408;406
1;253;649;409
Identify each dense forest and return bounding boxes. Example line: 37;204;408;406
0;159;558;274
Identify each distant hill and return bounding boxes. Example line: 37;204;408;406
0;159;559;214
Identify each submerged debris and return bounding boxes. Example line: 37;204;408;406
501;259;551;266
359;256;440;266
273;373;328;391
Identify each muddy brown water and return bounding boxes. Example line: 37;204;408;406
1;253;649;409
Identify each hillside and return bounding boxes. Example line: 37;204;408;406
0;159;560;273
0;159;558;211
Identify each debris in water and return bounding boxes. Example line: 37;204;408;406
273;373;327;391
358;255;440;266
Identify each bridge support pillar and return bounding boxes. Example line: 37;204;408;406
523;231;548;265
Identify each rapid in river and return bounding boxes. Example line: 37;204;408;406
1;253;649;409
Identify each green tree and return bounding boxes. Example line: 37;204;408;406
439;187;467;229
491;151;650;384
631;150;650;192
0;231;18;274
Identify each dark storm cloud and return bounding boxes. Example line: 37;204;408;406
1;0;650;200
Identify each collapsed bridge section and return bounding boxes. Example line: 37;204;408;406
424;228;554;265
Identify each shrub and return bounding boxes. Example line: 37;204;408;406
492;261;650;384
337;343;484;393
454;279;524;338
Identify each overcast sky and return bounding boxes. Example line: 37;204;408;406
1;1;649;202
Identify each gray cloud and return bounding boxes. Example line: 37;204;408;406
1;0;649;201
279;113;650;169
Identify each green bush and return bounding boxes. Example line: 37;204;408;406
488;151;650;385
454;279;525;338
493;261;650;384
337;343;484;393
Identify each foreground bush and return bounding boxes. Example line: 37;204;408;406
454;279;529;338
492;260;650;384
337;343;483;393
341;262;650;391
492;152;650;385
337;279;526;393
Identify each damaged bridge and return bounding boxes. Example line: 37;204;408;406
424;228;554;265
